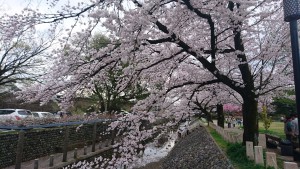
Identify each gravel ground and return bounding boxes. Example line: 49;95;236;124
159;125;234;169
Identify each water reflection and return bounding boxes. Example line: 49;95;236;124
132;133;176;168
130;120;191;168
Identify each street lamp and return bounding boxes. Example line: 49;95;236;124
283;0;300;150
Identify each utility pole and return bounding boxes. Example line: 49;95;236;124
283;0;300;149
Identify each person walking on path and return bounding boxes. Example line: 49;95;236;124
292;114;299;142
284;115;295;142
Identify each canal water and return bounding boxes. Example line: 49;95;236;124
132;133;176;168
132;121;191;168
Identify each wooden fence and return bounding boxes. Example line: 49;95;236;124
13;123;114;169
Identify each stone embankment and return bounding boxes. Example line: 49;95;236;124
160;125;234;169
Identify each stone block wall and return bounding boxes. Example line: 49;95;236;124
0;122;110;168
0;134;19;167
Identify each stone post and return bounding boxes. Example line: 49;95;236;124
49;155;54;167
283;162;298;169
84;146;87;155
74;148;78;159
254;146;264;165
62;127;69;162
92;123;97;152
111;129;116;145
246;141;254;160
15;130;25;169
34;159;39;169
230;134;235;143
226;132;230;142
99;136;102;149
266;152;277;169
105;139;109;147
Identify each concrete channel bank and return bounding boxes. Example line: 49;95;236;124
138;121;234;169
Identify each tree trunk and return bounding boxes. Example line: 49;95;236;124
217;104;224;128
242;96;258;145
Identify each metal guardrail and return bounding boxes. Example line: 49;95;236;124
0;118;114;130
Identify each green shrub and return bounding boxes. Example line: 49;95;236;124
260;106;272;131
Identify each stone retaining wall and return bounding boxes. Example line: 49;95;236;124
0;122;110;168
161;125;234;169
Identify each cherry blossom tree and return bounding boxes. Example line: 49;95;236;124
90;35;149;113
189;84;242;127
3;1;294;161
223;104;241;113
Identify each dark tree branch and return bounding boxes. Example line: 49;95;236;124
166;79;220;94
40;2;102;23
136;49;184;72
182;0;216;64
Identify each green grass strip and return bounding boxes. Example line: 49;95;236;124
208;127;275;169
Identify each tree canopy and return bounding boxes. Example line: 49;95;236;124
0;29;53;88
3;0;294;167
272;96;296;116
83;34;149;113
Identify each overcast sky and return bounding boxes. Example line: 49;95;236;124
0;0;109;39
1;0;92;32
1;0;47;14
